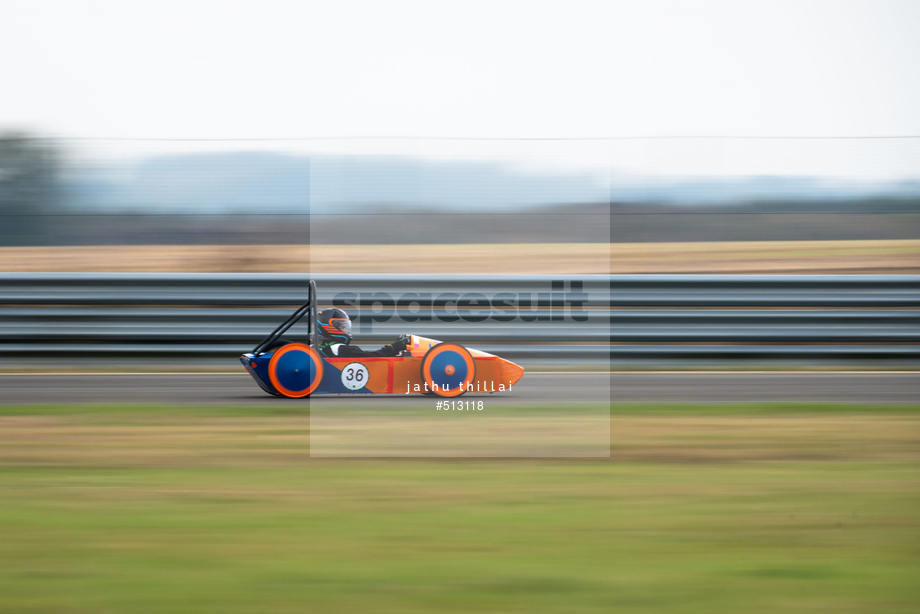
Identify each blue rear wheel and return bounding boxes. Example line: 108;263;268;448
268;343;323;398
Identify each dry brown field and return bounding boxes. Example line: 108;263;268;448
0;239;917;273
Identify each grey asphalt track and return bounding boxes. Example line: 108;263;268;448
1;372;918;405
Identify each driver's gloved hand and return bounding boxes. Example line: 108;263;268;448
392;334;411;352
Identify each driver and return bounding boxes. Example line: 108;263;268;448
316;308;409;358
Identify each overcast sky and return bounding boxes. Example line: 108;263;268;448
3;0;919;181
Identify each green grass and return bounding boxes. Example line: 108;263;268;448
1;403;918;613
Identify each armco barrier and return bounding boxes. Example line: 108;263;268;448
1;274;918;365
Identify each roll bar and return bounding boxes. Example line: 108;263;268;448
251;279;319;355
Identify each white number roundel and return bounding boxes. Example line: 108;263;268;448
341;363;369;390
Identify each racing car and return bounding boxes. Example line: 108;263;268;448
241;280;524;398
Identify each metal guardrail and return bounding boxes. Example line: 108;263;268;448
1;273;919;365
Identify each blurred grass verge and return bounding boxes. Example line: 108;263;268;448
0;239;918;273
0;403;918;612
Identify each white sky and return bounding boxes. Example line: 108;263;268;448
2;0;920;180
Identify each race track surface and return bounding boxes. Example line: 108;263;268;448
1;372;918;405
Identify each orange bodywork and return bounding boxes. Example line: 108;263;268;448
322;354;524;394
320;335;524;394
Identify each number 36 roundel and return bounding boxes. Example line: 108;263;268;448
340;363;369;390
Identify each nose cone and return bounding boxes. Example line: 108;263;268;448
500;358;525;388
